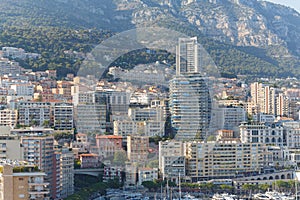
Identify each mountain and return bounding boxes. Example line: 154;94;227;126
0;0;299;78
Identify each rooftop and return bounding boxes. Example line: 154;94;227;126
96;135;123;139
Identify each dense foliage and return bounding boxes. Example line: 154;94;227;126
0;26;111;78
158;20;300;78
0;0;299;79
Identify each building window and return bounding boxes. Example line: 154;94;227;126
252;137;259;143
252;130;259;136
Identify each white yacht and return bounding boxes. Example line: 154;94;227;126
212;193;237;200
253;193;271;200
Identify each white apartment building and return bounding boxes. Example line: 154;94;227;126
253;113;276;123
114;121;139;136
128;107;164;122
75;104;106;134
114;120;165;137
53;103;73;130
240;122;284;146
0;109;17;127
138;168;158;185
10;83;34;96
276;93;290;117
71;85;95;106
283;121;300;148
221;106;246;130
18;102;51;127
0;58;22;76
159;140;186;180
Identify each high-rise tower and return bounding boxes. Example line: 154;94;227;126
176;37;198;75
170;37;211;140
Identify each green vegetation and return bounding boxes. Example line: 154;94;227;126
65;175;123;200
13;165;40;173
181;182;234;193
0;0;299;79
258;184;271;192
158;20;300;78
0;26;111;78
74;159;81;169
147;160;159;168
241;183;291;194
142;179;176;192
0;0;133;31
149;135;173;145
110;49;175;70
54;132;73;141
112;151;128;166
206;135;216;142
273;180;297;193
65;181;108;200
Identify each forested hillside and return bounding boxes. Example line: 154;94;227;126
0;0;299;78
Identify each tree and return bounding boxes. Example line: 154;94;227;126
199;182;216;193
258;184;270;192
242;184;257;194
113;151;128;166
74;159;81;169
42;120;50;127
54;132;73;141
107;177;123;189
181;182;200;189
142;181;159;192
273;180;290;192
149;135;162;145
147;160;159;168
207;135;216;142
220;184;234;192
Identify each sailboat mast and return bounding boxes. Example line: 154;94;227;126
179;172;181;200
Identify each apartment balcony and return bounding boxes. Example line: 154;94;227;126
29;195;50;200
0;147;6;151
28;182;50;187
28;189;49;195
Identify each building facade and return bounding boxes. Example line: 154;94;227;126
0;109;17;127
169;37;211;140
53;103;73;130
185;141;270;181
18;102;51;127
0;163;50;200
21;136;54;195
127;136;149;165
75;104;106;134
52;148;74;199
240;122;284;146
169;73;211;140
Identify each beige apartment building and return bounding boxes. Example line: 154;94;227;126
0;135;23;160
0;163;50;200
127;135;149;165
185;140;270;182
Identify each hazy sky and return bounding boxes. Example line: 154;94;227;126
266;0;300;12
